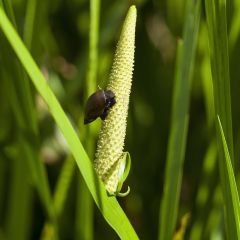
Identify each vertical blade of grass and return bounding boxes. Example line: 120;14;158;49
1;0;37;134
159;46;188;236
75;0;100;238
229;0;240;49
41;157;75;240
0;7;138;239
166;0;185;35
5;147;32;240
0;60;34;240
23;0;37;49
199;23;215;127
53;157;75;217
158;1;201;239
87;0;100;95
189;22;218;239
75;176;94;240
205;0;234;164
205;1;237;238
217;116;240;238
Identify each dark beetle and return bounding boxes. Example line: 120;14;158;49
84;90;116;124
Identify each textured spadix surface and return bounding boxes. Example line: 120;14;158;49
94;5;137;194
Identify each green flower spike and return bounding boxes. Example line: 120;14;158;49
94;5;137;196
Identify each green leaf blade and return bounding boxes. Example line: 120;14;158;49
158;0;201;239
217;116;240;238
205;0;234;164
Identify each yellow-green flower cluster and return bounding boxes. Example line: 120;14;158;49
94;5;137;195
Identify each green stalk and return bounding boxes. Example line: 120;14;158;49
205;0;234;163
205;0;237;238
158;1;201;239
75;0;100;238
5;144;32;240
75;176;93;240
23;0;37;49
217;117;240;238
53;157;75;216
87;0;100;95
41;157;75;240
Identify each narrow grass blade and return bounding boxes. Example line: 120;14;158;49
158;1;201;239
75;175;94;240
205;0;234;165
166;0;185;35
41;157;75;239
1;0;37;135
199;23;215;127
87;0;100;95
0;7;138;239
217;116;240;238
23;0;37;49
229;0;240;49
205;0;237;238
74;0;100;238
53;157;75;216
5;146;33;240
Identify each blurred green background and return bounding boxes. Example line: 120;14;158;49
1;0;240;239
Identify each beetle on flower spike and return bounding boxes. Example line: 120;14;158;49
84;90;116;124
92;5;137;197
